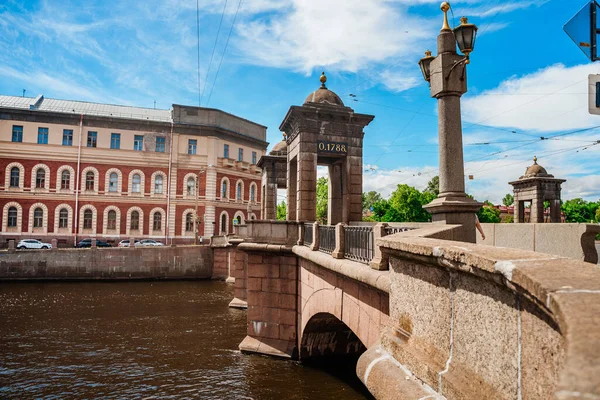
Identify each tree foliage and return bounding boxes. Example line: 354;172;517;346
424;176;439;197
388;184;434;222
502;193;514;207
561;198;599;223
477;206;501;223
276;201;287;220
316;177;328;224
362;191;383;212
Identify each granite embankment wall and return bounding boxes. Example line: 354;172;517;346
0;245;214;280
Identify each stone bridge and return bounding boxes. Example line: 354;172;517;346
220;220;600;400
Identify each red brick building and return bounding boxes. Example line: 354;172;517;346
0;95;266;247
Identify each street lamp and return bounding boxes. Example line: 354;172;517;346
195;165;214;245
419;1;482;243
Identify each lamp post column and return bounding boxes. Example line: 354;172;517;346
423;3;482;243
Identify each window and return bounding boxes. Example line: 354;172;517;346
12;126;23;143
185;213;194;232
154;175;163;194
132;174;141;193
109;173;118;192
107;210;117;230
83;209;92;229
224;144;229;158
153;213;162;231
238;148;243;162
110;133;121;149
62;129;73;146
250;185;256;202
155;137;165;152
252;151;257;164
134;135;143;151
85;171;95;191
236;182;242;200
222;181;228;199
7;207;17;227
187;177;196;196
87;131;97;148
33;208;43;228
35;169;45;189
130;211;140;230
61;170;71;190
10;167;20;187
59;208;68;229
221;213;227;234
188;139;197;155
37;127;49;144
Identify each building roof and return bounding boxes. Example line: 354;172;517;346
520;156;553;179
0;95;171;122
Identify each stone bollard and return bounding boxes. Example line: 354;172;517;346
8;239;15;253
51;239;58;250
91;238;97;248
297;223;305;246
310;221;320;251
370;223;389;270
332;222;345;259
130;237;136;248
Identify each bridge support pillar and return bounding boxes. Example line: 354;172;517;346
238;244;298;359
227;238;248;309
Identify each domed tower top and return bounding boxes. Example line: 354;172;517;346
521;156;553;179
303;72;345;107
269;133;288;156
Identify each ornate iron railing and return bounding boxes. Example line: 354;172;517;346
319;225;335;254
384;226;414;235
303;223;313;247
344;226;374;264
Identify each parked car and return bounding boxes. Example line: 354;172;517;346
17;239;52;250
138;239;165;246
117;239;141;248
76;238;111;248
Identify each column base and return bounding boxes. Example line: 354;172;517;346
239;335;296;359
228;298;248;309
424;195;483;243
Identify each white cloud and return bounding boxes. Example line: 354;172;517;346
462;63;600;133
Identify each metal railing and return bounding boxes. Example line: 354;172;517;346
318;225;335;254
303;223;313;247
344;226;374;264
384;226;414;235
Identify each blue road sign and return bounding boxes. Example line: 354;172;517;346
564;0;600;61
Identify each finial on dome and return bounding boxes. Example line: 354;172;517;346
533;156;537;164
320;71;327;88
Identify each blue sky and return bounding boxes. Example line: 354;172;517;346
1;0;599;204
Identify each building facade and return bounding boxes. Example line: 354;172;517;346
0;95;266;247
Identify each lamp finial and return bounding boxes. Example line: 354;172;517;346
440;2;451;31
533;156;538;164
320;71;327;88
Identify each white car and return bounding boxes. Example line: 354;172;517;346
138;239;164;246
117;239;141;247
17;239;52;250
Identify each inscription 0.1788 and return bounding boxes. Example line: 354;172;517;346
317;141;348;155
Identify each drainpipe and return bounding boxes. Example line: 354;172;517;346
165;121;174;245
74;114;83;246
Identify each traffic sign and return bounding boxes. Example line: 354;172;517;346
564;0;600;62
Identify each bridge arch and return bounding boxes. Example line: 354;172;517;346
300;312;366;360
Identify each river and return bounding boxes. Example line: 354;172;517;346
0;281;372;399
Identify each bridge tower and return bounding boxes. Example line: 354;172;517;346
279;73;374;224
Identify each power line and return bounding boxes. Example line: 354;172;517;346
200;0;228;107
206;0;243;106
196;0;201;107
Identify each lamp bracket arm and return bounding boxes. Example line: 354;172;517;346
445;56;469;80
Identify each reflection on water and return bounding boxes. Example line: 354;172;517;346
0;281;371;399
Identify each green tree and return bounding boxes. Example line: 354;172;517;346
596;206;600;223
561;199;599;223
478;206;501;223
362;191;383;212
316;177;328;224
502;193;514;207
388;184;432;222
276;201;287;220
424;175;439;197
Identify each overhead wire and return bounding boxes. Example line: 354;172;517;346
200;0;228;107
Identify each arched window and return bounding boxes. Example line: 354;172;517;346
59;208;68;228
85;171;95;191
10;167;19;187
130;211;139;230
33;207;43;228
109;173;118;192
186;177;195;196
250;185;256;202
107;210;117;230
185;213;194;232
7;207;17;227
35;169;45;188
83;209;93;229
220;213;227;234
236;182;242;200
132;174;141;193
154;175;163;194
222;181;228;199
61;170;70;190
235;216;242;225
153;212;162;231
